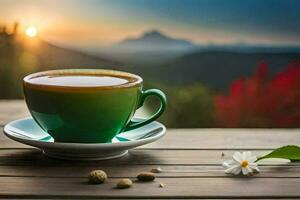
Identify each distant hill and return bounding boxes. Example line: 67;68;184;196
138;51;300;91
0;35;119;98
22;39;119;70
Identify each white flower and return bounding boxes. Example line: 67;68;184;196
222;151;260;176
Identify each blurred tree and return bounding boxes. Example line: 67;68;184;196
0;26;35;98
215;62;300;127
144;83;216;128
0;32;19;98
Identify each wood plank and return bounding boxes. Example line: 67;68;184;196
0;101;298;199
0;197;297;200
0;177;299;198
0;100;29;126
0;149;293;166
144;128;300;150
0;165;299;178
0;128;29;148
2;199;299;200
1;127;300;150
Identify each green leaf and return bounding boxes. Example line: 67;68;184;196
256;145;300;162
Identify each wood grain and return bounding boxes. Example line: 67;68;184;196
0;165;299;178
0;100;299;199
0;149;292;166
0;100;29;126
144;128;300;150
0;177;299;198
0;128;29;148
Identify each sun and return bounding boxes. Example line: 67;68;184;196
25;26;38;38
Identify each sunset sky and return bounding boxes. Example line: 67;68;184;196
1;0;300;48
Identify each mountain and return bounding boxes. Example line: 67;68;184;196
115;30;196;52
140;51;300;90
97;30;197;66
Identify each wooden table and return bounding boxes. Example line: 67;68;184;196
0;100;299;199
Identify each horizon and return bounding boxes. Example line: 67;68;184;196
1;0;300;50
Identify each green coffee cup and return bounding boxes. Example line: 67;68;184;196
23;69;166;143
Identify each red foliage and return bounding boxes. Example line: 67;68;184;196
215;61;300;127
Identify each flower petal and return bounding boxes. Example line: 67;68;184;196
245;151;252;159
225;165;240;175
249;163;260;172
249;162;258;167
242;152;247;160
247;156;257;163
233;152;243;163
231;166;242;175
222;160;235;168
242;166;253;175
242;167;248;175
225;166;236;174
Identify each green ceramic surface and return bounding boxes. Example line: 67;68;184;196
23;69;166;143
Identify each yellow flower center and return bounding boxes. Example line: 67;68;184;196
241;160;249;168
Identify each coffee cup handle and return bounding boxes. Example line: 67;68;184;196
124;89;167;131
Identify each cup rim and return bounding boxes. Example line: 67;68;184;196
23;69;143;91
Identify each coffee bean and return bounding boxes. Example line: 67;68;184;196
116;178;132;189
137;172;155;181
88;170;107;184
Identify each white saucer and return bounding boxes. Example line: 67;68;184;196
4;117;166;160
